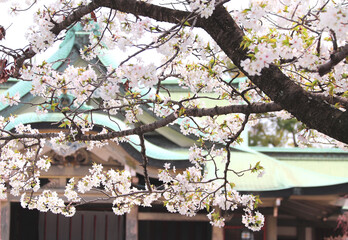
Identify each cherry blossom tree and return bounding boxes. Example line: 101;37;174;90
0;0;347;231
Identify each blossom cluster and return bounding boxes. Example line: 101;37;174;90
0;0;347;234
21;191;76;217
190;0;216;19
159;160;264;230
180;114;246;144
235;0;348;96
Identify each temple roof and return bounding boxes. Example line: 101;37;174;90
1;23;348;196
206;150;348;194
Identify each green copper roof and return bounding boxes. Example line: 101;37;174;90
278;160;348;179
205;150;348;192
47;31;76;70
98;53;119;68
48;23;119;70
0;80;32;113
250;146;348;154
6;112;189;161
250;146;348;178
0;23;119;115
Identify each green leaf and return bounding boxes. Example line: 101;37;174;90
206;42;211;51
221;92;229;99
254;195;262;209
197;137;205;146
334;102;341;108
62;107;70;112
242;8;251;14
329;85;334;96
59;120;70;128
283;5;288;13
186;170;191;179
155;94;162;102
206;203;210;212
178;107;186;116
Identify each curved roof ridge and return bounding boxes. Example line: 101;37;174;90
6;112;190;161
0;80;32;114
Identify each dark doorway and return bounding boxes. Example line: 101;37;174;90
139;220;212;240
10;203;125;240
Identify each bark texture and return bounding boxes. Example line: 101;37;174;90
201;6;348;143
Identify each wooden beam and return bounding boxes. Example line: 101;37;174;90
138;212;208;222
259;197;278;207
289;195;339;201
7;189;115;203
41;165;122;178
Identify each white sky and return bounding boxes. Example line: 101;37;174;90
0;0;328;64
0;2;60;63
0;0;250;62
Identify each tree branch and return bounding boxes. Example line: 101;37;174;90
81;102;281;141
0;102;282;141
13;0;199;77
318;43;348;76
101;0;203;26
50;1;101;35
138;133;152;192
13;1;101;77
9;1;348;144
201;5;348;144
310;92;348;109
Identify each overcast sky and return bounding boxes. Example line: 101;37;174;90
0;2;60;63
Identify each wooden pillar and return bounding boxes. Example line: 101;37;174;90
0;201;10;240
297;222;305;240
126;206;138;240
305;227;313;240
296;224;312;240
266;215;277;240
211;207;224;240
212;226;224;240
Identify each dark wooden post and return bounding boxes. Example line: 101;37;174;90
266;215;277;240
0;201;10;240
126;206;138;240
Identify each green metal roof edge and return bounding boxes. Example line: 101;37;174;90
5;78;18;83
161;76;248;85
275;156;348;161
0;28;103;115
47;22;100;69
6;112;189;161
0;81;32;113
47;28;76;69
98;53;119;68
205;150;348;192
250;146;348;154
0;26;78;114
